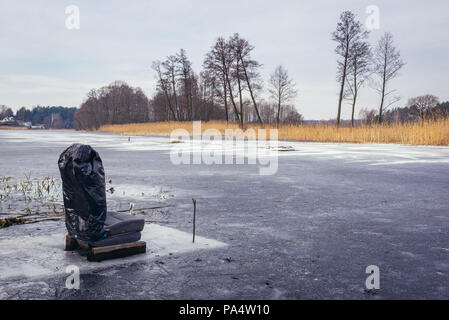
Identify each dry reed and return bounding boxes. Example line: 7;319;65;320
97;118;449;146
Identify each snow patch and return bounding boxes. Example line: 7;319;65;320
0;224;226;281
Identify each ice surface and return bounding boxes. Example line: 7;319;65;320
1;130;449;299
1;130;448;166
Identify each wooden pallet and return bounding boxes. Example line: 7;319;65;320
65;235;146;262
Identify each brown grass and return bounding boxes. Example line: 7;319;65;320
97;118;449;146
0;126;27;130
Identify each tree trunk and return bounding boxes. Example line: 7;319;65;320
351;70;358;127
163;88;177;120
240;57;263;124
187;79;193;120
337;63;347;126
351;95;357;127
337;37;349;127
184;79;190;120
237;73;244;128
171;72;180;120
223;77;229;123
378;52;387;124
235;59;244;128
277;96;281;128
225;72;240;122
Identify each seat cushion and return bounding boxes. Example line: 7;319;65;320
89;231;142;247
104;211;145;236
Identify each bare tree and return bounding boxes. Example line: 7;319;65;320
372;32;405;123
268;65;298;127
152;61;177;120
229;34;246;127
406;94;439;123
230;33;264;125
332;11;368;126
162;55;181;120
203;37;239;122
345;40;371;126
176;49;194;120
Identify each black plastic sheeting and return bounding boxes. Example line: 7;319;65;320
58;144;107;241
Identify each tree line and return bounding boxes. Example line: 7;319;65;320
153;34;300;127
0;105;76;129
74;33;302;130
359;97;449;125
73;81;151;130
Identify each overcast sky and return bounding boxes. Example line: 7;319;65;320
0;0;448;120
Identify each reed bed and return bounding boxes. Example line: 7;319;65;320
98;118;449;146
0;126;27;130
0;174;64;228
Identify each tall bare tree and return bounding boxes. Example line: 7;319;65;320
345;39;371;127
332;11;367;126
162;55;181;120
373;32;405;123
406;94;439;123
268;65;298;127
176;49;194;120
152;61;177;120
230;33;264;125
229;35;246;127
203;37;239;122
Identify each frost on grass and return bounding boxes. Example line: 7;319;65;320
0;173;174;228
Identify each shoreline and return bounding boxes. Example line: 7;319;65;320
95;120;449;146
2;120;448;147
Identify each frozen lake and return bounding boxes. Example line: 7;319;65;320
1;129;449;299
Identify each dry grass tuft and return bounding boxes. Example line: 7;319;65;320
98;118;449;146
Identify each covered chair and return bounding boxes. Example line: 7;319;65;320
58;144;145;260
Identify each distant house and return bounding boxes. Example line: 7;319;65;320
0;118;45;129
0;117;19;127
0;116;15;123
